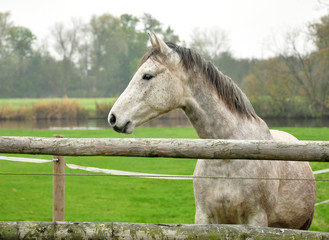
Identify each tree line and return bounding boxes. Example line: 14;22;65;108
242;14;329;118
0;11;328;118
0;12;179;98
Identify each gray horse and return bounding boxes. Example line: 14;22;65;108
109;34;316;229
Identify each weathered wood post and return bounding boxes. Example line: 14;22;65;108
53;134;65;221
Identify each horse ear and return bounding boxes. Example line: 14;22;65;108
148;33;156;48
153;33;172;56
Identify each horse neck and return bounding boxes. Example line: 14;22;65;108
182;73;271;140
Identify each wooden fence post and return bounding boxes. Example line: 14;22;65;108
53;134;65;221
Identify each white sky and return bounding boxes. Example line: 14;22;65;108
2;0;328;58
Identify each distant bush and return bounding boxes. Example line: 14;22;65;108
95;101;114;119
0;98;115;120
0;106;31;120
250;96;317;118
32;99;87;120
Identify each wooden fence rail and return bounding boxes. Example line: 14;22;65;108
0;136;328;162
1;221;329;239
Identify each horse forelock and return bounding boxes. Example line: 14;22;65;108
139;42;258;119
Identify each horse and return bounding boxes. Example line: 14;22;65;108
108;34;316;229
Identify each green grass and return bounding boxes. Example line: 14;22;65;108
0;127;328;232
0;128;198;224
0;98;116;112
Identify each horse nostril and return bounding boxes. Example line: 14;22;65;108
109;114;116;126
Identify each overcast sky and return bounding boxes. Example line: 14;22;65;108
2;0;328;58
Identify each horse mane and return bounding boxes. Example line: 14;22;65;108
140;42;258;119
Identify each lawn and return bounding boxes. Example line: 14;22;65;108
0;127;328;232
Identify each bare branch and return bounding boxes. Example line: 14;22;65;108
51;18;83;61
189;27;230;60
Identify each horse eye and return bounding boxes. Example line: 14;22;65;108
142;74;154;80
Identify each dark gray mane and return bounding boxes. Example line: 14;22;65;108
140;42;258;119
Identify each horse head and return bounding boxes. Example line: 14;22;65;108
108;34;185;133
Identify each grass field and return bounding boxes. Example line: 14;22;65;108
0;98;116;112
0;127;328;232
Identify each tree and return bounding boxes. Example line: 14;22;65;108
0;12;13;58
242;58;300;117
0;12;14;96
0;19;37;97
279;25;329;116
189;27;230;60
8;26;35;58
76;24;92;96
162;26;179;43
213;52;255;85
310;14;329;51
8;26;36;96
189;27;252;85
0;13;64;98
89;14;128;96
142;13;162;34
309;13;329;115
242;14;329;117
141;13;180;44
51;19;83;96
120;14;148;79
51;20;82;61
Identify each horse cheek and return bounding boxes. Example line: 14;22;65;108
159;84;182;112
170;81;184;109
149;87;170;112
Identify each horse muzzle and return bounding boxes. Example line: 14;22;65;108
108;113;134;134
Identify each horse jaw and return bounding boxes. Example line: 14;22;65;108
108;92;167;134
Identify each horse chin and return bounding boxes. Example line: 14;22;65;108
124;124;135;134
113;121;135;134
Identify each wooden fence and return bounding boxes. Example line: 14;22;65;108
1;221;329;239
0;136;328;161
0;136;329;239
